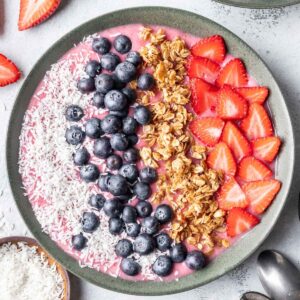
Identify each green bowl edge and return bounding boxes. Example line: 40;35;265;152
214;0;300;8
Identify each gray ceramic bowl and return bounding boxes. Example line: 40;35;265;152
6;7;294;295
214;0;300;8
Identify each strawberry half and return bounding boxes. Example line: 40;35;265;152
216;58;248;88
190;78;218;115
207;142;237;176
240;103;273;140
238;156;272;182
217;176;248;210
235;86;269;104
0;54;21;87
221;121;252;162
189;117;224;146
18;0;61;31
243;179;281;214
252;136;281;163
191;35;226;63
226;208;259;237
187;56;220;84
216;85;248;120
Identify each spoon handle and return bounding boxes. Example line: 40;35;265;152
241;292;271;300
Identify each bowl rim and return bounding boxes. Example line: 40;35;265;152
213;0;300;8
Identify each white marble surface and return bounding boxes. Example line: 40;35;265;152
0;1;300;299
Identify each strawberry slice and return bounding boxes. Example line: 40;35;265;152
217;177;248;210
207;142;237;176
0;54;21;87
238;156;272;182
189;117;224;146
216;58;248;88
221;121;252;161
18;0;61;31
191;35;226;63
240;103;273;140
235;86;269;104
226;207;259;237
187;56;220;84
190;78;218;115
243;179;281;214
252;136;281;163
216;85;248;120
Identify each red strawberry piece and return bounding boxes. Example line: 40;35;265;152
0;54;21;87
187;56;220;84
216;58;248;88
190;78;218;115
217;176;248;210
189;117;224;146
207;142;237;176
18;0;61;31
243;179;281;214
238;156;272;182
216;85;248;120
221;121;252;162
240;103;273;140
226;207;259;237
191;35;226;63
252;136;281;163
235;86;269;104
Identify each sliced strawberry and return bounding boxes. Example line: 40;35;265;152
217;177;248;210
221;121;252;161
191;35;226;63
18;0;61;31
190;78;218;115
235;86;269;104
216;85;248;120
187;56;220;84
252;136;281;163
243;179;281;214
240;103;273;140
207;142;237;176
189;117;224;146
226;207;259;237
238;156;272;182
0;54;21;87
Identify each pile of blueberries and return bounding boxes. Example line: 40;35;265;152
65;34;205;277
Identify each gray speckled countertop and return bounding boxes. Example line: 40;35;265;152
0;1;300;299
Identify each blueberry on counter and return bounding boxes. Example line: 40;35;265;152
133;233;155;255
101;114;122;134
88;194;106;210
95;73;114;93
122;205;137;223
77;77;95;93
122;117;138;135
137;73;155;90
103;198;123;217
121;87;137;105
152;255;173;277
85;118;103;139
65;105;84;122
170;243;187;263
80;164;100;182
93;136;113;158
139;167;157;184
115;239;133;257
134;105;151;125
106;154;122;170
92;92;105;109
113;35;132;54
98;173;111;192
123;148;139;163
65;126;85;145
92;37;111;55
73;147;90;166
107;174;129;196
85;60;101;77
72;233;87;251
104;90;128;111
100;52;120;71
110;133;129;151
115;61;137;83
126;223;141;238
133;182;151;201
154;204;173;224
141;216;160;235
136;200;152;218
109;216;124;235
185;250;206;270
127;134;138;147
119;164;138;183
155;233;172;252
82;212;100;233
126;51;142;66
121;258;140;276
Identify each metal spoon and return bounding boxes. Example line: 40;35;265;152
257;250;300;300
240;291;271;300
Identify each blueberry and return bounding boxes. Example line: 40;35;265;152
93;92;105;109
112;73;127;90
113;35;132;54
126;51;142;66
106;154;122;170
77;77;95;93
109;217;124;235
73;147;90;166
104;90;128;111
72;233;87;251
115;62;137;83
127;134;138;146
155;233;172;252
126;223;141;237
119;164;138;183
141;216;160;235
109;108;129;118
135;200;153;218
121;258;140;276
93;136;113;158
133;233;155;255
134;105;151;125
116;190;134;204
98;173;111;192
122;117;138;135
88;194;106;210
101;114;122;134
65;126;85;145
100;52;120;71
107;174;129;196
85;60;101;77
185;250;206;270
123;148;139;163
82;212;100;233
115;239;133;257
65;105;84;121
152;255;173;277
154;204;173;224
139;167;157;184
137;73;155;90
170;243;187;263
121;87;137;105
110;133;129;151
80;164;100;182
103;198;123;217
122;205;137;223
95;73;114;93
92;37;111;55
85;118;103;139
133;182;151;200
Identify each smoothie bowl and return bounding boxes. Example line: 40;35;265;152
7;7;294;295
